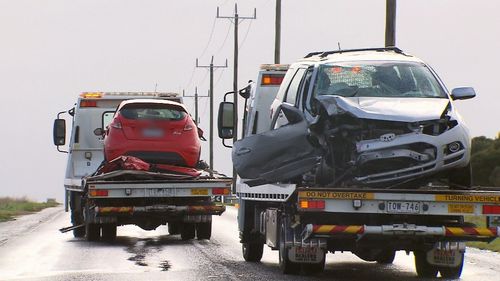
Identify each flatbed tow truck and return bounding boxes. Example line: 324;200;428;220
54;92;231;241
218;64;500;278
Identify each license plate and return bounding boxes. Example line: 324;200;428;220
428;248;462;267
387;201;421;214
143;128;163;137
289;246;323;263
148;188;174;197
191;188;208;195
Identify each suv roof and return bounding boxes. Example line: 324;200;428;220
298;47;422;65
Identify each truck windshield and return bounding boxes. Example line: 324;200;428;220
312;61;447;99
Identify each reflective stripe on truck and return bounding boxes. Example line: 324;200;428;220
95;205;226;215
303;224;500;240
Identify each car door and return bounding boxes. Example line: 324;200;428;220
232;69;321;186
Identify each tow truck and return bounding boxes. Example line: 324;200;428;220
53;92;231;241
217;63;500;278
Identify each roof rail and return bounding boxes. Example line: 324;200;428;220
304;47;404;58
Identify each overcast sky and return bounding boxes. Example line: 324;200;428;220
0;0;498;201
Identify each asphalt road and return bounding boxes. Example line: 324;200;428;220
0;206;499;281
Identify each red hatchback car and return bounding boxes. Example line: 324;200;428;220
104;99;202;168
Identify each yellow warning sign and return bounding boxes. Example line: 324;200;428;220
298;191;374;200
448;204;474;214
436;194;500;204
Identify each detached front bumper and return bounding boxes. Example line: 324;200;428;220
354;125;470;185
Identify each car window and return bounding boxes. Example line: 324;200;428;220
274;68;297;102
284;68;307;105
120;103;186;121
311;61;447;99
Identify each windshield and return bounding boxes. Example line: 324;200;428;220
312;61;447;99
119;103;186;121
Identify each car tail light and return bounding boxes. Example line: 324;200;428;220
299;200;325;210
261;74;284;86
110;120;122;129
89;189;108;197
212;188;230;195
80;100;97;107
483;205;500;214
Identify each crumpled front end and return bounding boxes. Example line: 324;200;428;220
310;96;471;187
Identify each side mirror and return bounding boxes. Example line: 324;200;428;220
281;104;304;124
93;128;105;136
197;127;207;141
53;119;66;146
451;87;476;100
217;102;234;139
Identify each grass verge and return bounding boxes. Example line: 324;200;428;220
0;197;59;222
465;215;500;252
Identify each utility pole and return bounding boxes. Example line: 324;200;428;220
183;87;208;125
196;56;228;175
217;4;256;191
385;0;397;47
275;0;281;64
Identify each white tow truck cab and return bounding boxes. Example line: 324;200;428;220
217;54;500;278
53;92;231;241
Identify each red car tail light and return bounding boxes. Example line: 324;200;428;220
299;200;325;210
111;120;122;129
212;188;230;195
89;189;109;197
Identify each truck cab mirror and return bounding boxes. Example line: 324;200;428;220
451;87;476;100
93;128;105;136
53;119;66;146
238;82;253;99
281;104;304;124
217;102;234;139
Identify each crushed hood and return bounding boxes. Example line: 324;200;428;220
316;96;450;122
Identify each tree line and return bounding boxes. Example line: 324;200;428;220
471;133;500;187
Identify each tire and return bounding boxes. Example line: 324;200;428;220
414;250;438;278
168;222;181;235
439;252;464;279
376;250;396;264
101;224;117;242
181;223;196;240
85;223;101;241
242;242;264;262
70;192;85;238
302;254;325;275
279;222;300;275
196;221;212;240
449;163;472;189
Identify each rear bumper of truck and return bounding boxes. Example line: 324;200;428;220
94;204;225;216
303;224;500;241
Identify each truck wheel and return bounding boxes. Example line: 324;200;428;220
414;250;438;278
242;242;264;262
302;254;326;275
101;224;117;242
376;250;396;264
181;223;195;240
85;223;101;241
70;192;85;238
449;163;472;189
196;221;212;240
279;222;300;275
439;252;464;279
168;222;181;235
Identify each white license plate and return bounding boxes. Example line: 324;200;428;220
143;128;163;137
289;246;323;263
387;201;421;214
147;188;174;197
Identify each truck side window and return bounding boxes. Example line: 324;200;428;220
300;68;314;110
284;68;306;105
274;68;297;102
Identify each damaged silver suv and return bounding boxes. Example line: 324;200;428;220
232;47;476;189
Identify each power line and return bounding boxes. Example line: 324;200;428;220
215;22;232;55
199;17;218;59
238;20;254;51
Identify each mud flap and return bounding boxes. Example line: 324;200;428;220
427;242;465;268
288;246;325;264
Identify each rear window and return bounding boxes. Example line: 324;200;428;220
119;103;186;121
